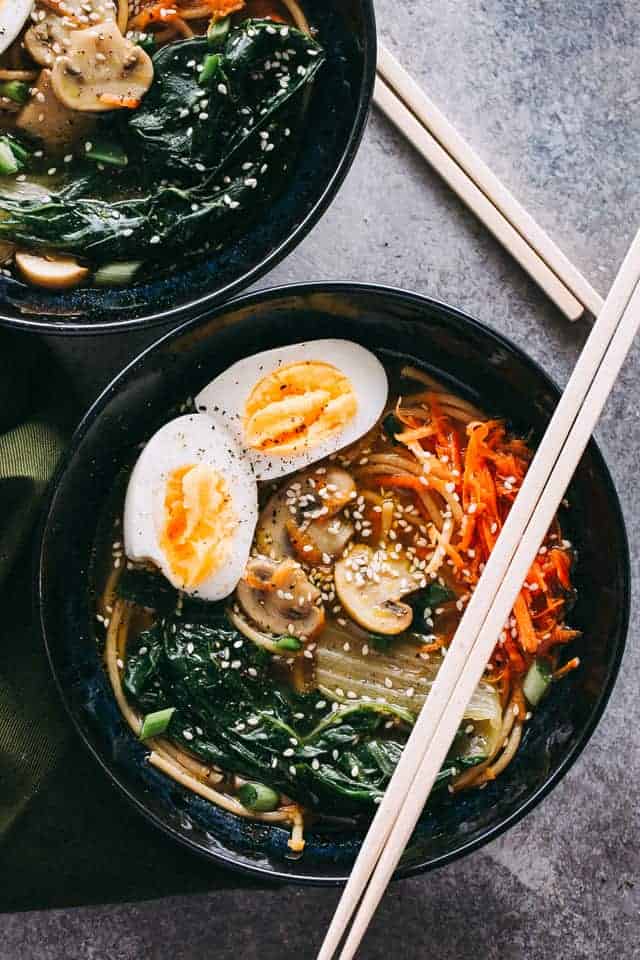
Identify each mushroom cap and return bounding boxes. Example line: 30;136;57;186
256;466;356;562
15;251;89;289
51;21;153;113
25;0;117;68
16;68;96;151
334;544;417;636
236;556;325;640
286;515;354;568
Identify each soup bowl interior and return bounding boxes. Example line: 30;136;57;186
38;284;630;883
0;2;375;335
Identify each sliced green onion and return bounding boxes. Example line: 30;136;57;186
85;137;128;168
93;261;142;286
207;15;230;48
0;140;19;176
199;52;221;85
139;707;175;740
274;635;303;652
7;138;29;163
523;658;552;706
135;31;156;53
237;782;280;812
0;81;29;105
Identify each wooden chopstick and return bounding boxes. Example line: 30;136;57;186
374;76;582;321
337;281;640;960
317;225;640;960
375;47;605;319
337;266;640;960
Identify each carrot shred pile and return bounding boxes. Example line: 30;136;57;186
130;0;245;30
368;393;579;682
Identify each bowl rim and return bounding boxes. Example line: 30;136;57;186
0;4;377;337
35;281;631;885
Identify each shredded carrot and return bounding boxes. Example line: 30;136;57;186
383;391;578;681
99;94;141;109
420;639;445;654
132;0;244;27
458;512;476;552
553;656;580;680
448;428;463;475
129;2;179;28
549;547;572;590
513;593;537;653
441;540;465;571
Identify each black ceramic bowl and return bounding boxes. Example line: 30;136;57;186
0;5;375;335
37;284;630;883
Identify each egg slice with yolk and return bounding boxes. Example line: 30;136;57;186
124;414;257;600
195;340;388;480
0;0;34;57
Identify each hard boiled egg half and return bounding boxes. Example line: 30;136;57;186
0;0;34;57
195;340;388;480
124;414;257;601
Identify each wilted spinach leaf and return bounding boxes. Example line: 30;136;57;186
123;603;479;814
0;20;325;265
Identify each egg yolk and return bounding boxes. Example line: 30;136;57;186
159;463;237;589
243;361;358;454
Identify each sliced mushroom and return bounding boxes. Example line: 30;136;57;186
285;516;354;567
15;251;89;289
236;556;325;640
51;22;153;113
256;466;356;563
334;544;417;635
16;69;95;150
25;0;116;68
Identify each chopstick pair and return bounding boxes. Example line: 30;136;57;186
374;45;604;321
317;224;640;960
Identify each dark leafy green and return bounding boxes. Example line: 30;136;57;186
369;582;456;653
381;412;404;445
116;566;178;612
0;20;325;266
123;604;480;814
408;582;456;619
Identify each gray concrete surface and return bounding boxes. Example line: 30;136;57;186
3;0;639;956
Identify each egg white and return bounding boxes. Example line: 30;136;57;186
194;339;389;480
123;414;257;601
0;0;34;57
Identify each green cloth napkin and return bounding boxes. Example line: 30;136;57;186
0;332;262;912
0;331;70;836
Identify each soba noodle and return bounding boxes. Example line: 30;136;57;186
95;360;579;851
